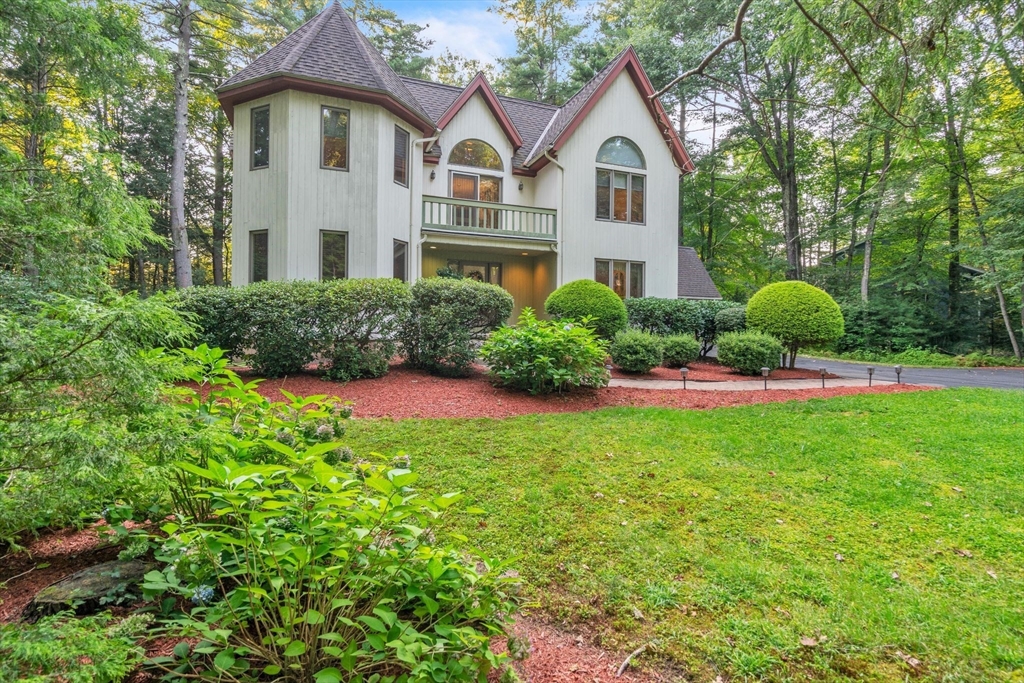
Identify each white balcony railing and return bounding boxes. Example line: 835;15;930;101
422;195;556;240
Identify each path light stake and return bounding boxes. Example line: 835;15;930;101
761;367;770;391
680;367;689;390
894;364;902;384
820;367;827;389
867;366;874;387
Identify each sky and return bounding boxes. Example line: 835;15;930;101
374;1;515;63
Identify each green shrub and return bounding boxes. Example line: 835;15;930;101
545;280;628;339
610;329;664;373
625;298;741;355
314;278;412;381
480;308;610;394
236;280;321;377
746;282;844;366
0;611;149;682
716;331;784;375
715;306;746;334
661;334;700;368
170;286;245;357
145;384;517;682
401;278;513;377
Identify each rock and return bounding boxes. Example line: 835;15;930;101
23;559;154;621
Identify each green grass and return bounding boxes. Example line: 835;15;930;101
346;389;1024;681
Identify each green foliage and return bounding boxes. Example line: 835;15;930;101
435;266;464;279
480;308;610;394
401;278;513;377
169;286;246;357
714;306;747;334
610;329;663;373
625;298;741;355
144;375;517;682
661;334;700;368
808;347;1024;368
235;280;321;377
716;331;784;375
0;611;149;683
545;280;628;339
746;282;844;359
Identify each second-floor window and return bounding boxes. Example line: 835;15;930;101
595;136;645;224
251;106;269;169
322;107;349;170
394;127;409;186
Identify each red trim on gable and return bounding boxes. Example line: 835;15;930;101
435;73;524;149
218;76;435;136
533;47;695;174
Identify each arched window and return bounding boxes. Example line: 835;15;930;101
596;136;645;169
448;139;503;171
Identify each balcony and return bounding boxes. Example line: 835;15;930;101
422;195;556;241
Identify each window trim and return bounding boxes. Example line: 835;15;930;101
319;230;349;280
250;105;270;171
394;126;410;187
249;230;268;283
594;258;645;299
595;166;646;225
320;105;350;172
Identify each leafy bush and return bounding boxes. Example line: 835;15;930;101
716;331;784;375
0;611;149;682
235;280;321;377
545;280;628;339
480;308;609;394
170;286;245;357
610;329;664;373
145;380;517;682
714;306;746;334
661;334;700;368
746;282;844;366
626;298;741;356
401;278;513;377
313;278;412;381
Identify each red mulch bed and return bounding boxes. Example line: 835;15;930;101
610;359;840;382
214;363;932;420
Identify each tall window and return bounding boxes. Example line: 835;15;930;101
449;139;503;171
251;106;269;169
393;240;407;281
250;230;268;282
321;107;349;170
595;259;643;299
320;231;347;280
394;127;409;186
595;137;644;224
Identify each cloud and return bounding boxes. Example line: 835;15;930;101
398;4;515;63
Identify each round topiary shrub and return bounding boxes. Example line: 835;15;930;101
545;280;628;339
661;334;700;368
745;281;844;367
716;331;784;375
714;306;746;334
610;329;663;373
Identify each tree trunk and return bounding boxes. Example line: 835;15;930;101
212;111;227;286
847;134;875;279
782;65;800;280
169;0;194;289
860;132;892;302
944;83;961;328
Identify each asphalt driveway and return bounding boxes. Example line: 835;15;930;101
797;356;1024;390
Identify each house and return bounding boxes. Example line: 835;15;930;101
217;1;709;318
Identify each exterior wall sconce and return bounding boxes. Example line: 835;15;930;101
894;365;902;384
429;170;436;180
820;367;827;389
518;181;524;190
761;367;770;390
867;366;874;386
679;367;688;389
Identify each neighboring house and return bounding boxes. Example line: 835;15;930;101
217;1;713;317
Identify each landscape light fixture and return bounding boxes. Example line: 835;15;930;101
429;170;436;180
820;367;827;389
867;366;875;386
761;367;770;390
680;367;689;389
894;364;903;384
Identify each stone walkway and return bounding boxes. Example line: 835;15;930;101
608;377;909;391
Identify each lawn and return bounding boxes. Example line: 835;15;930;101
345;388;1024;681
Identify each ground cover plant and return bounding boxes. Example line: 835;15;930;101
807;346;1024;368
343;389;1024;681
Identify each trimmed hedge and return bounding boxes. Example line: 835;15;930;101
661;334;700;368
545;280;627;339
625;298;742;356
746;282;844;366
170;286;246;356
714;306;746;334
610;329;663;373
236;280;321;377
401;278;513;377
716;331;784;375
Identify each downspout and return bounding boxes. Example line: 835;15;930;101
543;149;565;287
410;131;440;282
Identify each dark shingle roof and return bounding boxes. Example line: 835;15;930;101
678;247;722;299
219;2;432;124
